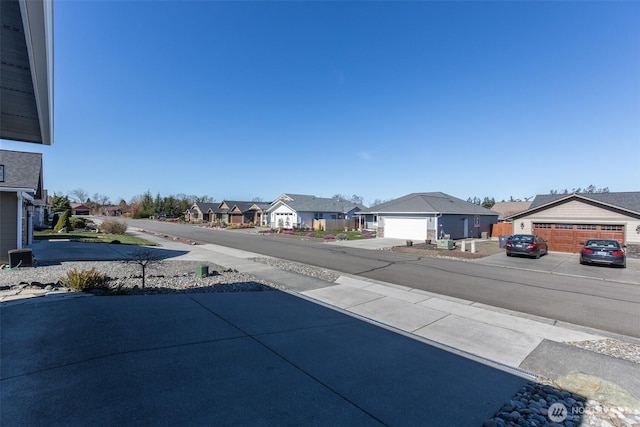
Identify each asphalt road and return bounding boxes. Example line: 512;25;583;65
124;219;640;338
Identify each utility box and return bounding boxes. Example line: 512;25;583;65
196;265;209;278
8;249;33;268
436;239;454;250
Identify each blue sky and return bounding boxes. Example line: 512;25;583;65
2;0;639;206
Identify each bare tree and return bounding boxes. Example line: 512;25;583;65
370;198;391;207
69;188;88;203
124;248;163;289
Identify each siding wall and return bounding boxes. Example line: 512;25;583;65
0;192;18;263
438;214;497;240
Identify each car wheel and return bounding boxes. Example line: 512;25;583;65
506;252;511;257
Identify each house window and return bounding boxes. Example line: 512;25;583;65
314;213;323;220
554;224;574;230
601;225;623;231
576;224;597;230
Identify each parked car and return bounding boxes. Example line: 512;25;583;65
505;234;548;259
579;239;626;268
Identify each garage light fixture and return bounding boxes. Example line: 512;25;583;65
520;222;524;230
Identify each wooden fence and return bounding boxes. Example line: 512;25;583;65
491;222;513;237
313;219;358;231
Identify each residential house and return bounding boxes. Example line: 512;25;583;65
0;150;44;263
491;201;532;222
490;201;532;237
70;203;91;216
32;189;49;229
184;202;218;223
209;200;270;226
507;192;640;257
267;194;365;230
357;192;498;241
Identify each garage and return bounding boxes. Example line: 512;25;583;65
532;223;625;253
508;192;640;257
383;217;428;240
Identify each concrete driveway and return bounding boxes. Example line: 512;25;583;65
1;289;529;425
472;251;640;284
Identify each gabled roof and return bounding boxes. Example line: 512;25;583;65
0;149;43;196
251;202;271;211
224;201;257;213
268;193;365;213
70;203;91;210
509;192;640;219
210;200;269;214
491;201;532;220
191;202;218;213
362;192;498;216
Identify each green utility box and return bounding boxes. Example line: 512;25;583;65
436;239;455;250
196;265;209;278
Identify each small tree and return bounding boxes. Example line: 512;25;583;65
53;210;72;232
125;248;162;289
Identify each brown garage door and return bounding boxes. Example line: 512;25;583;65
532;223;625;253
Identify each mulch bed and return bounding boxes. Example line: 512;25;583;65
392;241;504;259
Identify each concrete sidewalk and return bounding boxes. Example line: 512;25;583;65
2;230;639;423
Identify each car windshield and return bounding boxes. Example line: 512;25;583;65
511;235;534;243
586;240;620;248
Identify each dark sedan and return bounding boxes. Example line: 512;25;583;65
580;239;626;268
505;234;548;259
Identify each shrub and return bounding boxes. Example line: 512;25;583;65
283;230;294;235
323;234;336;240
336;233;348;241
53;210;71;233
58;268;108;292
100;220;127;234
304;232;315;238
69;217;86;230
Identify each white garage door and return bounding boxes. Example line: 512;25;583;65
383;217;428;240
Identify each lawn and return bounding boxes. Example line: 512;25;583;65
34;230;157;246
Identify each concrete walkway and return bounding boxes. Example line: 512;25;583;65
2;230;639;424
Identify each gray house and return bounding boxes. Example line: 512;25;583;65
357;192;498;241
0;150;44;263
267;193;365;229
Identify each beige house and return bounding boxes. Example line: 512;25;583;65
507;192;640;257
0;150;44;263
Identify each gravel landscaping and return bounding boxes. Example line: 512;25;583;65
0;260;285;295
